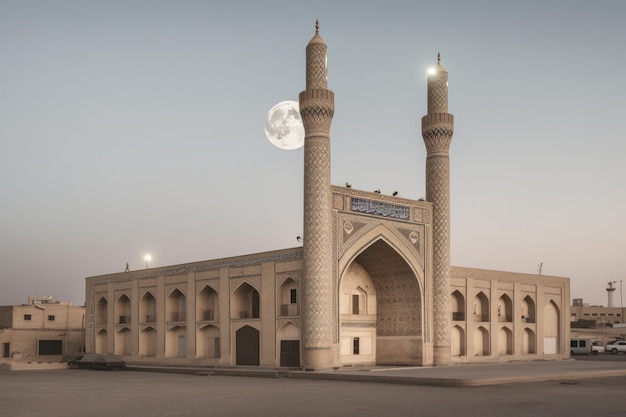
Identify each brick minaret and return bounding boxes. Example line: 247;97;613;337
299;21;335;370
422;54;454;365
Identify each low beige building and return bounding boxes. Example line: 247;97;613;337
571;298;625;327
0;296;85;366
85;23;570;368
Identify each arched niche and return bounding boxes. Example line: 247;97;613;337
497;294;512;323
96;297;108;326
451;290;465;321
232;282;260;319
140;291;156;324
116;294;131;325
197;285;219;321
473;292;489;322
167;289;187;323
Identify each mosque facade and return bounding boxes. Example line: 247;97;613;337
84;25;570;368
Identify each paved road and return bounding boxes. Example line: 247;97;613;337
1;369;625;417
573;352;626;362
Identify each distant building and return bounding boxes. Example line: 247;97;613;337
85;24;570;368
571;298;624;328
0;296;85;366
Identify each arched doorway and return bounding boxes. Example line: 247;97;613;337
543;300;560;354
236;325;259;366
340;238;423;365
339;261;376;364
278;322;300;367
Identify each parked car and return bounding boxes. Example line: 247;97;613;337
591;340;605;355
69;354;126;370
605;340;626;354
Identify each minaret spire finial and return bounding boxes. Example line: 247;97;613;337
437;52;441;65
315;19;319;35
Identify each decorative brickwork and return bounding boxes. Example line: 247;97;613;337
306;40;328;90
427;64;448;114
299;90;334;132
302;137;333;349
86;283;95;352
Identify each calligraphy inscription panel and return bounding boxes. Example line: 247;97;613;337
350;198;410;221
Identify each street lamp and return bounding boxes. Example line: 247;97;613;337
144;254;151;269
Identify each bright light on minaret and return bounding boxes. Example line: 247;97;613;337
427;67;437;75
144;254;152;269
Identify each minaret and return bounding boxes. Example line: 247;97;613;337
422;53;454;365
299;21;335;370
607;282;616;308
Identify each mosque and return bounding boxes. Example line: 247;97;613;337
84;24;570;368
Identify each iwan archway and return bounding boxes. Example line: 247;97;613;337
339;230;425;366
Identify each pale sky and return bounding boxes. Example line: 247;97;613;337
1;1;624;307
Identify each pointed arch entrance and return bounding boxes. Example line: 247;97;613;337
339;235;424;365
278;322;300;367
236;325;259;366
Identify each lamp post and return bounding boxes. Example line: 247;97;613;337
619;279;626;323
144;254;151;269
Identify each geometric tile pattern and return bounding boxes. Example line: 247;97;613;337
306;42;328;90
302;137;333;349
426;154;451;347
427;63;448;114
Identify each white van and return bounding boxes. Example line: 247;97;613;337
570;338;603;355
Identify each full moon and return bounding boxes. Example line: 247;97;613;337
264;100;304;150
